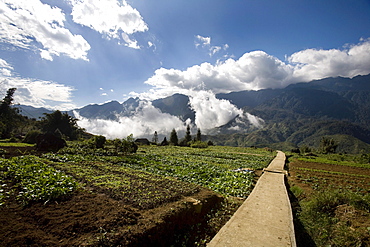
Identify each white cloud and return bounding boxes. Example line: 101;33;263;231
0;58;75;109
195;35;229;57
289;38;370;81
189;90;243;131
195;35;211;47
75;101;185;139
0;58;13;76
0;0;90;61
121;33;140;49
70;0;148;49
142;39;370;100
144;50;293;96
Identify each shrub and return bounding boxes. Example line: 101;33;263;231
299;190;370;246
191;141;208;149
23;130;42;144
94;135;106;149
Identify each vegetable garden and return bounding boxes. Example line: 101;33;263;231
0;143;274;246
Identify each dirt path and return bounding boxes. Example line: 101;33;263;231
208;151;296;247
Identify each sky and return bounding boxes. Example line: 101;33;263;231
0;0;370;138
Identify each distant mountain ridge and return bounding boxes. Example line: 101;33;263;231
15;74;370;153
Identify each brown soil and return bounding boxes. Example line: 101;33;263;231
0;187;222;246
0;146;43;158
1;145;230;246
287;159;370;246
288;160;370;195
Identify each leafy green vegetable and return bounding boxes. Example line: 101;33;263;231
0;156;77;205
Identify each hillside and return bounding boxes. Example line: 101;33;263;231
14;74;370;153
214;74;370;153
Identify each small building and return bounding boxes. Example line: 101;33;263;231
135;138;150;145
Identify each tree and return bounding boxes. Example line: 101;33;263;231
320;137;338;154
0;88;23;138
170;128;178;146
152;131;158;144
112;135;137;154
184;125;192;143
161;137;169;146
40;110;81;140
196;128;202;142
94;135;106;149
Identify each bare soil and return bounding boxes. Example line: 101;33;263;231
288;159;370;194
0;146;43;158
1;186;222;246
0;146;232;246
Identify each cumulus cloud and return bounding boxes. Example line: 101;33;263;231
187;91;264;132
0;0;90;61
289;38;370;81
143;39;370;99
75;101;186;139
144;50;293;95
0;58;75;109
188;91;242;130
70;0;148;49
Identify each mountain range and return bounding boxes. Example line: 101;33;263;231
16;74;370;153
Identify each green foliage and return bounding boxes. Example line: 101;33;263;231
299;190;370;246
185;125;192;143
290;185;304;198
296;153;370;169
299;145;311;154
43;154;199;209
0;88;24;139
110;136;137;154
0;156;77;205
0;142;34;147
44;145;273;199
196;129;202;142
23;130;42;144
123;146;274;198
93;135;106;149
170;128;178;146
320;137;338;154
190;141;208;149
40;110;82;140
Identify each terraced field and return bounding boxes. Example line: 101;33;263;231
288;154;370;247
0;144;274;246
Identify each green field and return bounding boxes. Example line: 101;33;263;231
1;144;274;207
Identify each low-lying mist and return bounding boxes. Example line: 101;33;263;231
76;91;263;139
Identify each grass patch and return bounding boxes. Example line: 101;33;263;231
298;190;370;247
0;142;34;147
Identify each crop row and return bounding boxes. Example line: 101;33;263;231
48;158;200;209
297;155;370;169
44;146;273;199
0;156;77;205
295;167;370;178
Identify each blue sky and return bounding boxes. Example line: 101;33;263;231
1;0;370;110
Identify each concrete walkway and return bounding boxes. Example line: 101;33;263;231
208;151;296;247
